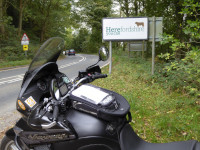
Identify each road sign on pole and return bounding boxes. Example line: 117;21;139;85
21;33;29;45
23;45;28;51
21;33;29;57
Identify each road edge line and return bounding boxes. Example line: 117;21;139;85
100;61;110;69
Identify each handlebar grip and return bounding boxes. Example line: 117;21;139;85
92;74;107;80
100;74;107;78
53;105;59;121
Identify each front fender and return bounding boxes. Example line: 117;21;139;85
5;128;15;140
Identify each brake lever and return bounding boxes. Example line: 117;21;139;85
41;100;59;129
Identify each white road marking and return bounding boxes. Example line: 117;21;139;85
59;55;86;69
100;61;110;69
0;74;24;82
0;55;86;86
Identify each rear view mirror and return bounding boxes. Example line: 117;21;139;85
50;79;60;100
99;46;109;61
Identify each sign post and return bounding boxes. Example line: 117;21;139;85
102;17;163;74
102;17;148;74
148;17;163;75
109;41;112;74
152;16;156;75
21;33;29;57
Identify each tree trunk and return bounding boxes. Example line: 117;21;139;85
134;0;138;16
18;0;23;37
40;22;46;42
124;0;129;17
0;0;5;35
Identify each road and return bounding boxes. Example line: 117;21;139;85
0;54;109;131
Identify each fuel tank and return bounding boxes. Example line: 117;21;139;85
52;109;122;150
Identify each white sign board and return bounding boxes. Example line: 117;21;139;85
21;33;29;45
21;41;29;45
102;18;148;41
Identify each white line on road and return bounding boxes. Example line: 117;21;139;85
100;61;110;69
59;55;86;69
0;74;24;82
0;55;86;86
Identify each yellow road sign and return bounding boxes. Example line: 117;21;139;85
23;45;28;51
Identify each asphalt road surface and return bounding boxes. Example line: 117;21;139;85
0;54;109;131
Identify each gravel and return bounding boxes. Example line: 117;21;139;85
0;110;21;143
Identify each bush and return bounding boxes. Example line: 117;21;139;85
156;0;200;96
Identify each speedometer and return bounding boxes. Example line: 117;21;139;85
37;80;47;91
60;84;68;96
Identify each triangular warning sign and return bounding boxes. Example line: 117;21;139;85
21;33;29;41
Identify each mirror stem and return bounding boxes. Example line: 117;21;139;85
87;59;100;70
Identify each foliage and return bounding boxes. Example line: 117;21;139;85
113;0;186;56
0;36;40;61
26;0;71;42
157;0;200;96
93;53;200;142
0;59;31;69
70;28;90;52
0;0;71;62
74;0;112;53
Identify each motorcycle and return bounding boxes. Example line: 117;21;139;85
0;37;199;150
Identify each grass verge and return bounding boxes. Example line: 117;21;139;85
93;54;200;143
0;59;31;69
0;54;66;70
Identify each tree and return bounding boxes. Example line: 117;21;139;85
17;0;28;37
0;0;5;35
71;28;89;52
28;0;71;42
76;0;112;52
116;0;132;17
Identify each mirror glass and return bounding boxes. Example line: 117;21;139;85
99;46;109;61
51;79;60;100
55;89;60;100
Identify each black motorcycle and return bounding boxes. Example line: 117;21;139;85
1;37;199;150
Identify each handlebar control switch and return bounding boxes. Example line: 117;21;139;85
78;71;87;79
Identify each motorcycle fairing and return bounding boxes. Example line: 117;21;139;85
17;37;64;117
120;123;200;150
13;109;122;150
13;118;76;146
17;62;59;116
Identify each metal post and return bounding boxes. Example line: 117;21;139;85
25;51;27;57
152;16;156;75
128;42;130;57
109;41;112;74
142;40;144;59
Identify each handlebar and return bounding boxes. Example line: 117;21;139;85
41;100;59;129
74;73;107;87
92;74;107;80
41;121;57;129
41;73;107;129
53;104;59;121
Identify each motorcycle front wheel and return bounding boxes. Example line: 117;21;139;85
0;136;19;150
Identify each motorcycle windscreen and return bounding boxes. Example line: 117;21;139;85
28;37;65;72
